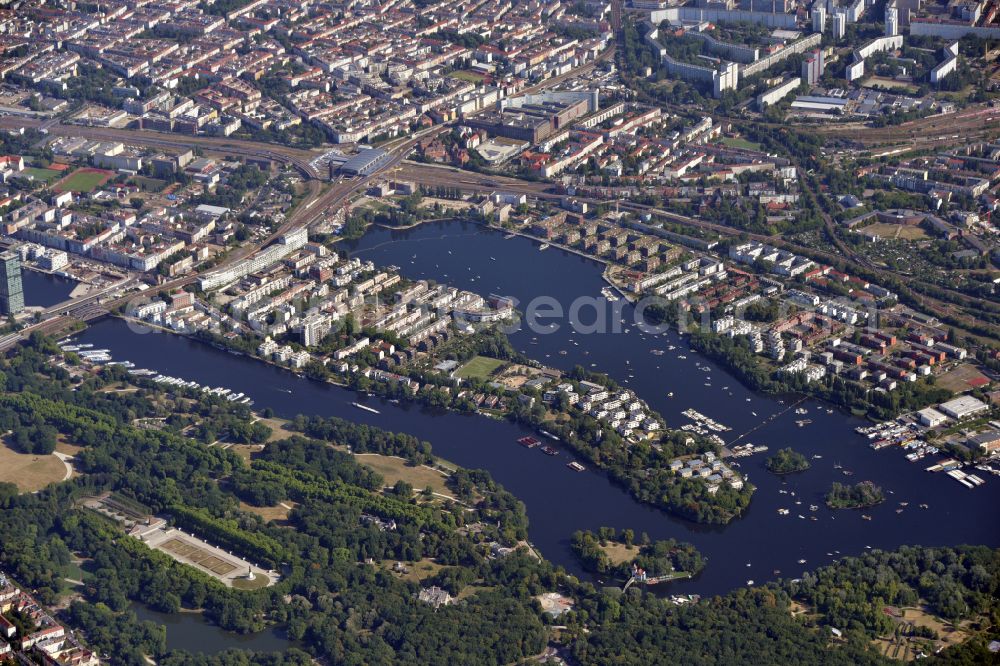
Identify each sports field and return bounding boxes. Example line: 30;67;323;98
719;137;763;151
54;168;114;193
455;355;507;380
937;364;990;393
858;223;928;240
450;70;486;83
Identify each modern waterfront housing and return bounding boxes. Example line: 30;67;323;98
198;228;307;291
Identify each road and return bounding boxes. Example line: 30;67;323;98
395;163;1000;340
0;125;442;348
0;44;616;349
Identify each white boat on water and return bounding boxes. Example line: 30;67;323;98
352;401;381;414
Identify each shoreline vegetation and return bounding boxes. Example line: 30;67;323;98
119;317;755;526
570;527;705;583
642;306;953;422
372;217;963;426
0;336;997;665
765;448;811;475
825;481;886;510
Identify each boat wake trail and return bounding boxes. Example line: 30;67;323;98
350;231;486;255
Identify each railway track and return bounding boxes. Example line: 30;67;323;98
399;166;1000;339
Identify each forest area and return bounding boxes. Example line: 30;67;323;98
0;335;995;665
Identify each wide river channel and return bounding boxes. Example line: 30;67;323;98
69;220;999;649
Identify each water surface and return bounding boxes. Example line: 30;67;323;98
75;220;1000;596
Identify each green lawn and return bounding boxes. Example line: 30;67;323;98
59;561;86;583
56;170;111;193
719;137;763;151
232;572;271;590
22;167;61;183
455;355;507;380
449;70;486;83
131;175;166;192
360;199;390;212
861;77;918;95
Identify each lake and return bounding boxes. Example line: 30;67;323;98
130;603;292;655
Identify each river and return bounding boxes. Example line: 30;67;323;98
74;219;1000;602
22;269;75;308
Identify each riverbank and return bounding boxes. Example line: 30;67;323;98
117;314;370;394
71;217;1000;597
20;269;77;308
673;326;942;424
112;311;751;525
74;315;1000;597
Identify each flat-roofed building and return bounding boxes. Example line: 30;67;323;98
938;396;988;420
339;148;391;176
917;407;948;427
968;430;1000;454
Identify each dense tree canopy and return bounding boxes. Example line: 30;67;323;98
0;338;994;665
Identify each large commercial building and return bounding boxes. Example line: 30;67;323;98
846;35;903;82
968;430;1000;454
916;407;948;427
298;312;333;347
649;6;798;29
643;25;739;98
812;5;826;32
938;396;988;420
686;29;759;63
0;250;24;315
930;42;959;85
468;91;598;143
910;18;1000;40
884;2;899;36
465;111;554;143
